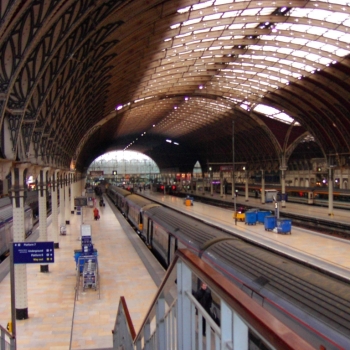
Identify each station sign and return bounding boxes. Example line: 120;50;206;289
13;242;54;264
74;197;88;207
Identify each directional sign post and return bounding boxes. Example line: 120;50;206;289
13;242;55;264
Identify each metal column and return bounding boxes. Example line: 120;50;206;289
328;166;334;216
11;165;29;320
38;168;49;272
51;170;59;248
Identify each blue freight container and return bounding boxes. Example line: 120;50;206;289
277;219;292;234
257;211;271;224
264;216;276;231
245;211;257;225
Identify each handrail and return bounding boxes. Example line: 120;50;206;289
120;296;136;340
0;324;15;350
177;249;314;350
133;254;180;342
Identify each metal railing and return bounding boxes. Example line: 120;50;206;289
113;249;315;350
0;325;15;350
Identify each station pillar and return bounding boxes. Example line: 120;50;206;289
280;165;287;208
261;169;265;204
11;164;29;319
64;173;70;224
328;166;335;216
38;168;49;272
51;170;60;248
59;172;66;229
245;169;249;202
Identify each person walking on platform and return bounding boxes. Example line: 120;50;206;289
93;207;100;220
194;282;212;336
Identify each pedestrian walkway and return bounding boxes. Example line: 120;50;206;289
0;196;162;349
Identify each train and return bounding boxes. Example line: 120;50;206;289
0;197;33;259
106;184;350;350
218;183;350;209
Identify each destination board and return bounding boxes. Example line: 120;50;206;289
13;242;54;264
74;197;88;207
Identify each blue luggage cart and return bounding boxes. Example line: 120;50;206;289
245;211;257;225
264;216;276;231
257;211;271;224
277;219;292;234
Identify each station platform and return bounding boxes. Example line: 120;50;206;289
142;190;350;280
0;196;163;349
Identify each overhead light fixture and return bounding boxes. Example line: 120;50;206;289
166;139;172;143
115;105;123;111
173;142;179;145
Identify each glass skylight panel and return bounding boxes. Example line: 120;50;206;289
241;8;261;16
292;50;308;58
277;48;294;54
219;36;232;40
291;62;307;69
265;57;278;62
203;13;222;21
228;23;244;29
326;12;349;24
245;23;259;29
338;32;350;42
275;36;293;43
321;44;339;53
177;6;190;14
193;1;214;10
275;23;291;31
214;0;234;5
291;38;309;45
254;104;295;124
305;53;325;63
260;7;276;15
183;18;202;26
337;48;350;56
306;27;328;35
222;11;241;18
324;30;343;40
194;28;210;34
306;41;324;49
312;0;349;4
212;25;226;31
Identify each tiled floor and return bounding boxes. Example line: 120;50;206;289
0;197;160;349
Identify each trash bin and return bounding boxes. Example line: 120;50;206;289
60;225;66;235
257;211;270;224
277;219;292;234
245;211;257;225
264;216;276;231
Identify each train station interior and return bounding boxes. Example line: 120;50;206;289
1;1;350;349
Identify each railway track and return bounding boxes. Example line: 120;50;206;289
212;240;350;339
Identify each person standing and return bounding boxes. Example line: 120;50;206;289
194;282;212;336
93;207;99;220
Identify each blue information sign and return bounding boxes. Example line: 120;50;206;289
13;242;54;264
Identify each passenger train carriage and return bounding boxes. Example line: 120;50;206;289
107;184;350;350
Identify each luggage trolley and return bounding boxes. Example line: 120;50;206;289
76;255;100;299
82;256;98;290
